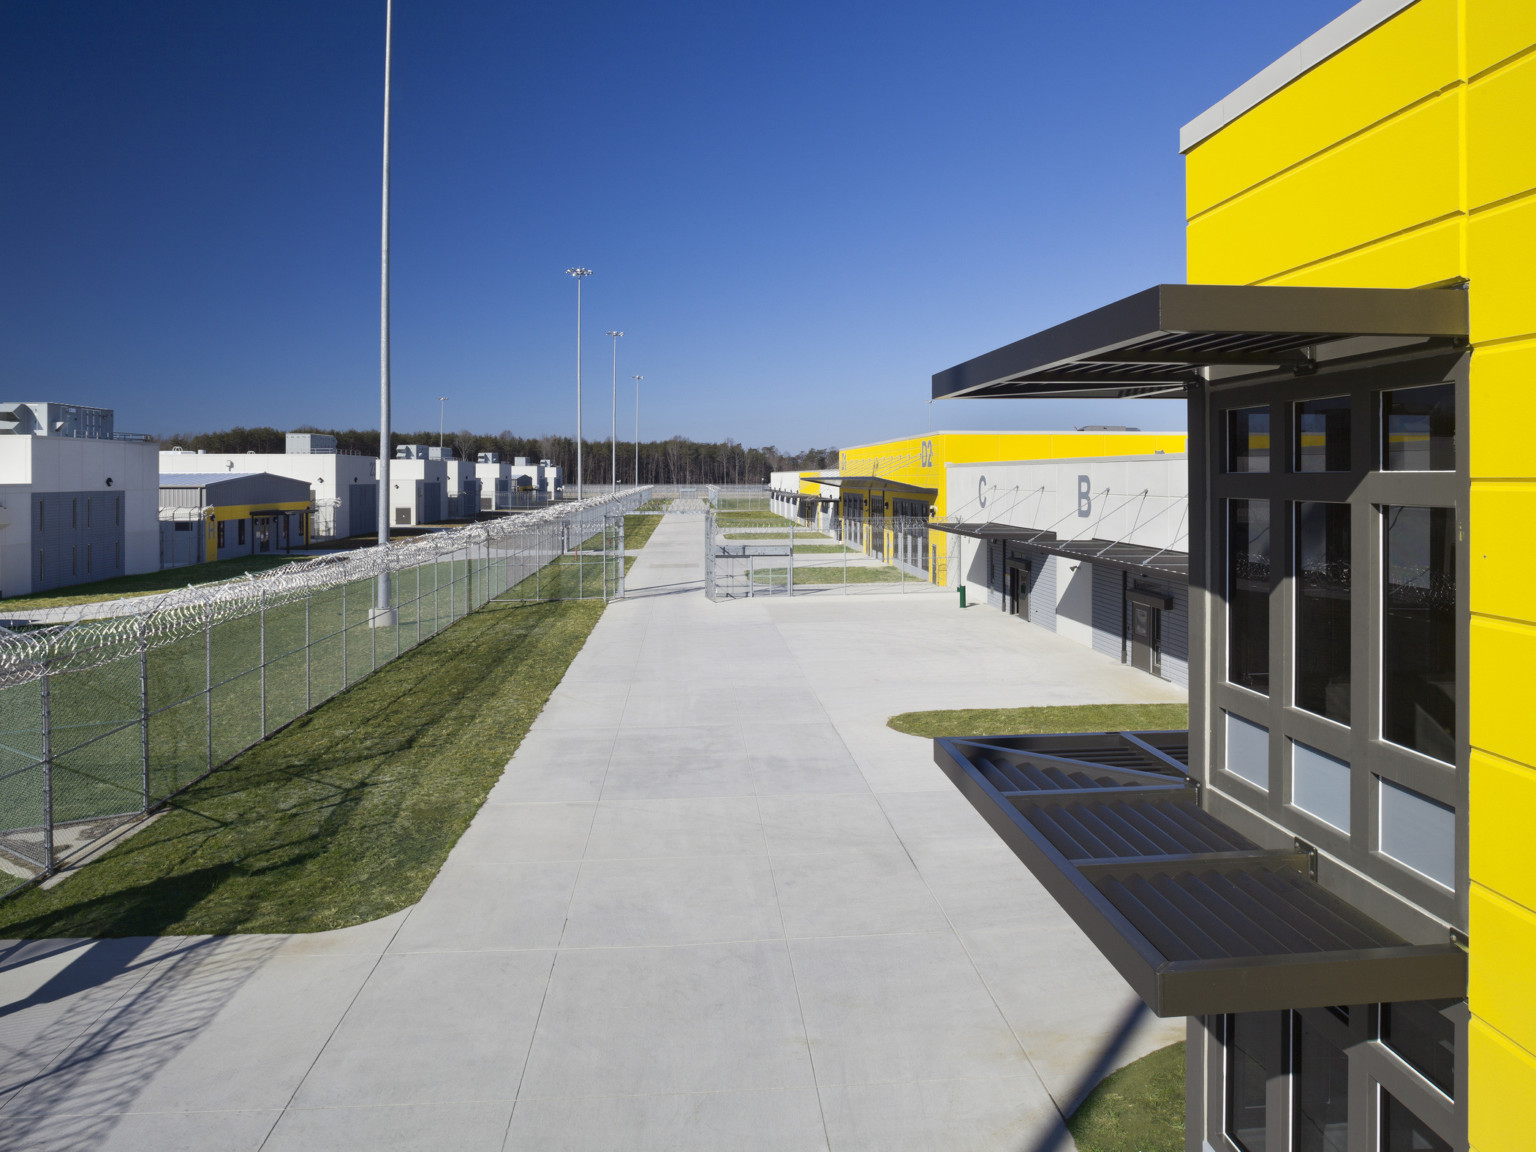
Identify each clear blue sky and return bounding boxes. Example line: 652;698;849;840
1;0;1349;449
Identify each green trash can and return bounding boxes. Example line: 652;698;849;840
958;585;967;608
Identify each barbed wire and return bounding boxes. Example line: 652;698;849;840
0;490;647;685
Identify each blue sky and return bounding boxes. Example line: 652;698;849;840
1;0;1350;449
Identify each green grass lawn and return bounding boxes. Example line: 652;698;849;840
0;596;605;937
714;510;795;527
793;544;852;554
0;555;310;611
757;564;905;584
886;702;1189;738
1067;1042;1185;1152
624;514;662;550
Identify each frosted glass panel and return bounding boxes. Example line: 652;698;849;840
1224;712;1269;791
1379;777;1455;889
1292;741;1351;832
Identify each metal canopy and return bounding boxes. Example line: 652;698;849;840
931;284;1470;400
929;522;1187;581
934;731;1466;1017
815;476;938;498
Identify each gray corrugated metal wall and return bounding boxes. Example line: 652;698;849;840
1155;580;1190;688
1021;549;1056;633
33;492;126;591
349;483;378;536
986;540;1003;610
1091;563;1123;662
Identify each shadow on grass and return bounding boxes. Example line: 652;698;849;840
0;599;605;938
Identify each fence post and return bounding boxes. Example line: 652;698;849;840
341;580;348;686
259;586;267;733
205;602;213;773
40;659;53;874
139;615;150;813
304;586;311;712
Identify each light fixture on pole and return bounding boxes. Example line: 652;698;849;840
606;331;623;491
438;396;447;449
565;268;592;499
631;375;643;486
373;0;397;626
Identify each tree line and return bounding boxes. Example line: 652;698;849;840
160;427;838;485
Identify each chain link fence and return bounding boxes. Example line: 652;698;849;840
704;509;944;600
0;488;650;891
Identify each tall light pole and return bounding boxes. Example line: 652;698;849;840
631;375;643;486
566;268;591;499
438;396;447;449
606;331;623;491
374;0;396;625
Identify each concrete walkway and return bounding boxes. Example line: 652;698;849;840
0;512;1184;1151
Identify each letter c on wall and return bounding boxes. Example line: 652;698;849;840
978;476;987;509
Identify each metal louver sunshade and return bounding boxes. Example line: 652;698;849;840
931;284;1469;401
934;731;1465;1017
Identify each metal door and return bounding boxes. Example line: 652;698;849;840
1131;601;1161;674
254;517;273;553
1007;562;1030;620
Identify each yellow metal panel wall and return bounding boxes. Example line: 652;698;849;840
1469;1020;1536;1151
1470;343;1536;478
1468;483;1536;620
1467;196;1536;343
1185;0;1459;217
1184;4;1536;1143
1188;95;1461;286
1469;752;1536;914
1467;51;1536;210
1469;617;1536;770
1470;886;1536;1062
1465;0;1536;77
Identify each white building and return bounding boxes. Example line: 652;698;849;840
389;446;449;526
507;457;560;500
940;453;1189;685
0;428;159;597
161;446;379;540
768;469;838;527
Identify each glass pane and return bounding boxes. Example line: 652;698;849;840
1226;1014;1268;1152
1379;778;1455;889
1381;1091;1451;1151
1383;383;1455;471
1383;507;1456;762
1228;499;1271;693
1382;1000;1456;1098
1225;711;1270;791
1228;406;1271;473
1295;502;1351;723
1295;396;1352;472
1294;1015;1349;1152
1291;741;1351;833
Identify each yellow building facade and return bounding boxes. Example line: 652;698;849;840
808;430;1185;582
1182;3;1535;1146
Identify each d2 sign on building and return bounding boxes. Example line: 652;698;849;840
931;2;1536;1149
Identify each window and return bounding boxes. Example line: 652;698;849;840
86;544;92;573
1383;506;1456;762
1381;1001;1456;1097
1227;406;1271;473
37;500;43;531
1225;712;1270;791
1381;1092;1450;1151
1292;741;1351;833
1228;500;1270;693
237;519;246;546
1295;396;1351;472
70;498;77;529
86;497;92;528
217;521;226;549
1293;1015;1349;1152
1383;383;1455;471
37;550;44;581
115;495;121;526
1379;779;1455;889
1295;502;1351;724
1225;1014;1269;1152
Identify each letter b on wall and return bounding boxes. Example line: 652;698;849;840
1077;475;1092;517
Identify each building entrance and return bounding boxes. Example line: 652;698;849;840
1130;600;1160;675
1006;562;1030;620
